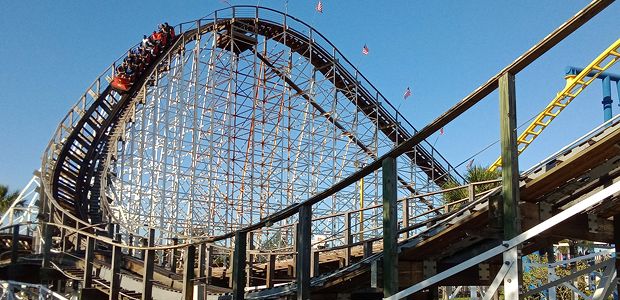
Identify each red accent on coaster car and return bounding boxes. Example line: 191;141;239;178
111;76;132;92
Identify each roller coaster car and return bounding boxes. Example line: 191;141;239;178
110;33;178;93
111;76;132;93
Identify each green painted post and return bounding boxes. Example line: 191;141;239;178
232;231;247;300
382;157;398;297
197;243;207;300
499;72;520;240
142;228;155;300
499;72;521;298
296;204;312;300
183;245;196;300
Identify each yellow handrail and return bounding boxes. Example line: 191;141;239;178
490;38;620;171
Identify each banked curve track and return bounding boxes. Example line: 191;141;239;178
42;6;460;236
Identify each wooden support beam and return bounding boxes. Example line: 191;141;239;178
266;254;276;288
312;251;320;277
499;72;520;240
468;183;475;202
140;237;147;260
11;225;19;264
499;72;522;297
344;212;352;266
383;157;398;297
128;233;134;257
363;241;373;258
75;230;83;251
287;265;294;277
107;223;116;238
296;204;312;300
292;224;298;260
197;243;207;300
228;250;234;288
83;236;95;288
61;214;67;252
247;232;254;286
110;233;121;300
371;260;378;289
183;245;196;300
141;228;155;300
171;237;179;273
42;223;52;268
402;199;410;238
206;245;213;284
232;231;247;300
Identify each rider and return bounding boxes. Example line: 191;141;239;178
150;31;161;45
164;23;175;41
142;35;152;50
158;24;168;46
116;65;126;77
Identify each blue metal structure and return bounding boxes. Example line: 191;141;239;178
566;66;620;121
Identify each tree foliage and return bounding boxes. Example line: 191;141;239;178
441;165;501;205
521;252;609;299
0;184;20;214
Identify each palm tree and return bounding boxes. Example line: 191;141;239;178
0;185;20;214
441;165;501;205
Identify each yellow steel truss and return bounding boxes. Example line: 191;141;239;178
489;38;620;172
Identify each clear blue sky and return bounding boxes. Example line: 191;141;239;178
0;1;618;191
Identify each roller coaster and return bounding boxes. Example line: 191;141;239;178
489;38;620;172
2;1;620;300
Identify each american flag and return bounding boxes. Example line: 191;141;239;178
403;87;411;99
316;0;323;13
466;158;475;169
362;44;369;55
